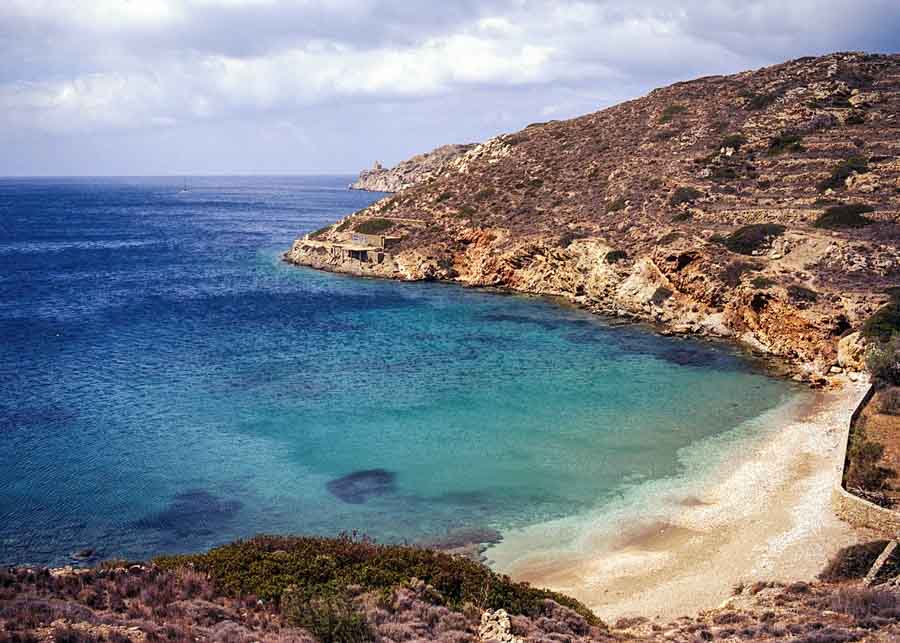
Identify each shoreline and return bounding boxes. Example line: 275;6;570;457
282;257;806;384
486;379;870;621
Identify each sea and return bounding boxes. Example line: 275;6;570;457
0;175;799;567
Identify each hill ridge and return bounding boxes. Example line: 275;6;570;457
288;51;900;380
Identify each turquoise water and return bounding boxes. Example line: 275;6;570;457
0;176;797;566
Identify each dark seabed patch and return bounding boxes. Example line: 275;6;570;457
658;346;725;368
326;469;396;504
477;313;568;331
133;490;242;537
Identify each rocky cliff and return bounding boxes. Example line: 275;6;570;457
350;143;476;192
290;52;900;380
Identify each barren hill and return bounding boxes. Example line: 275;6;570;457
288;52;900;379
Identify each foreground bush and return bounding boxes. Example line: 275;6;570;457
283;592;372;643
820;541;892;581
823;586;900;620
155;535;600;625
721;223;786;255
879;388;900;415
866;334;900;385
844;417;895;504
863;293;900;343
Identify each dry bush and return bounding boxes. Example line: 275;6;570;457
820;541;891;582
824;586;899;620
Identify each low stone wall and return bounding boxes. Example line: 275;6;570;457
831;384;900;536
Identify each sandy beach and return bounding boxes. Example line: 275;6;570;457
488;379;871;622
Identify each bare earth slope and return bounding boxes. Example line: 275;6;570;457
289;52;900;379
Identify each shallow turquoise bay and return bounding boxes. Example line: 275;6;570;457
0;176;797;566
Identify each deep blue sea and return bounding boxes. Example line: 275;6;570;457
0;176;798;567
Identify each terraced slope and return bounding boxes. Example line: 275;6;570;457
288;52;900;379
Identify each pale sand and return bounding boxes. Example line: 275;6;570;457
487;379;870;622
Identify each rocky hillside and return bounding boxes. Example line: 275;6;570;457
350;144;476;192
3;537;900;642
289;52;900;380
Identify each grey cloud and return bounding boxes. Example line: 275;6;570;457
0;0;897;175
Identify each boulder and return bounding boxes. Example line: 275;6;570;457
838;331;866;371
479;609;523;643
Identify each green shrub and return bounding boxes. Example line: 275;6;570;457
606;196;627;212
669;187;703;206
283;591;373;643
818;157;869;191
813;203;875;229
309;225;333;239
862;294;900;343
658;104;687;124
436;192;453;203
846;111;866;125
866;334;900;385
671;211;693;222
786;284;819;306
744;92;777;110
846;434;891;493
718;134;747;150
557;230;589;248
474;188;495;201
708;163;742;182
650;287;673;305
767;132;804;155
605;250;627;264
155;535;600;625
353;218;394;235
335;219;353;233
751;275;775;289
654;129;680;141
722;224;786;255
455;205;477;218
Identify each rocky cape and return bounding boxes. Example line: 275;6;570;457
289;52;900;381
350;143;476;192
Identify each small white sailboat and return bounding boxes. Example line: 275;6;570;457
179;177;189;193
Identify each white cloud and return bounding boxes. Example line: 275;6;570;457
1;23;565;133
0;1;897;172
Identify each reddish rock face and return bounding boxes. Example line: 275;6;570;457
289;52;900;379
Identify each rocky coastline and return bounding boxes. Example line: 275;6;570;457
287;52;900;383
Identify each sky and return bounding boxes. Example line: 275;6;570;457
2;1;899;176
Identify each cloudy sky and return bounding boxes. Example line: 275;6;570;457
2;1;899;176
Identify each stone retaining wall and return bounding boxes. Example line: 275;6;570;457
831;384;900;536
